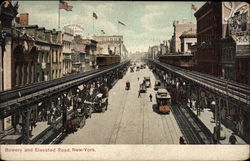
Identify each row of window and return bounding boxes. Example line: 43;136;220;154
37;50;63;64
96;37;122;42
14;63;35;86
63;41;71;50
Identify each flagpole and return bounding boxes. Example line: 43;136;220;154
117;20;119;35
190;5;192;22
93;17;94;36
58;3;61;29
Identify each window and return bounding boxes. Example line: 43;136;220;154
187;43;192;50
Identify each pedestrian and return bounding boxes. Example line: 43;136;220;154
179;136;186;144
138;77;139;81
229;133;237;144
138;90;141;98
149;94;152;102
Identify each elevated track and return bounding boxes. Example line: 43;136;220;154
149;60;250;107
0;61;130;119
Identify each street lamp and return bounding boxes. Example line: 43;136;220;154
211;100;221;143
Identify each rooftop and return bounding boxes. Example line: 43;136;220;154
180;29;197;38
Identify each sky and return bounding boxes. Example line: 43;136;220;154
15;1;205;53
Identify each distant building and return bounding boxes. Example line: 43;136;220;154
190;44;197;66
62;27;74;75
72;36;97;71
71;43;86;73
148;45;159;59
179;29;197;54
171;19;196;53
169;36;175;54
92;35;127;57
63;24;85;38
159;41;168;55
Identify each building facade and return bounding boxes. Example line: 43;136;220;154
194;2;223;77
62;27;74;76
64;24;85;38
73;36;97;71
71;43;86;73
221;2;250;85
172;19;196;53
0;1;19;140
50;29;63;79
92;35;127;57
147;45;160;59
16;25;63;81
179;29;197;54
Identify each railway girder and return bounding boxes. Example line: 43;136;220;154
148;59;250;143
0;61;130;144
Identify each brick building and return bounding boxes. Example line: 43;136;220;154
195;2;250;82
194;2;223;77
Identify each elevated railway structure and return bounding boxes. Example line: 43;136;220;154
0;61;130;144
148;59;250;143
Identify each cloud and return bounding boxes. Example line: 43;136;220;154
16;1;205;52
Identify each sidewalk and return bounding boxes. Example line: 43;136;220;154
31;106;74;140
31;121;49;140
189;105;247;145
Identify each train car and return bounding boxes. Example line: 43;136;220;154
156;88;171;114
158;54;194;69
96;55;121;67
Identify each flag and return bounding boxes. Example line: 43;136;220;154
66;5;73;11
118;21;126;26
191;4;197;11
93;12;98;19
59;1;73;11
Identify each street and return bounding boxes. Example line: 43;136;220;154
62;64;183;144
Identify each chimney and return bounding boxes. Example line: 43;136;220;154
20;13;29;25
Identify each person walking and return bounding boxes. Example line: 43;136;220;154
149;94;152;102
138;77;139;81
229;133;237;144
179;136;186;144
138;90;141;98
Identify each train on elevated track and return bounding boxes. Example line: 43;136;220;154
96;55;121;67
158;54;194;69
